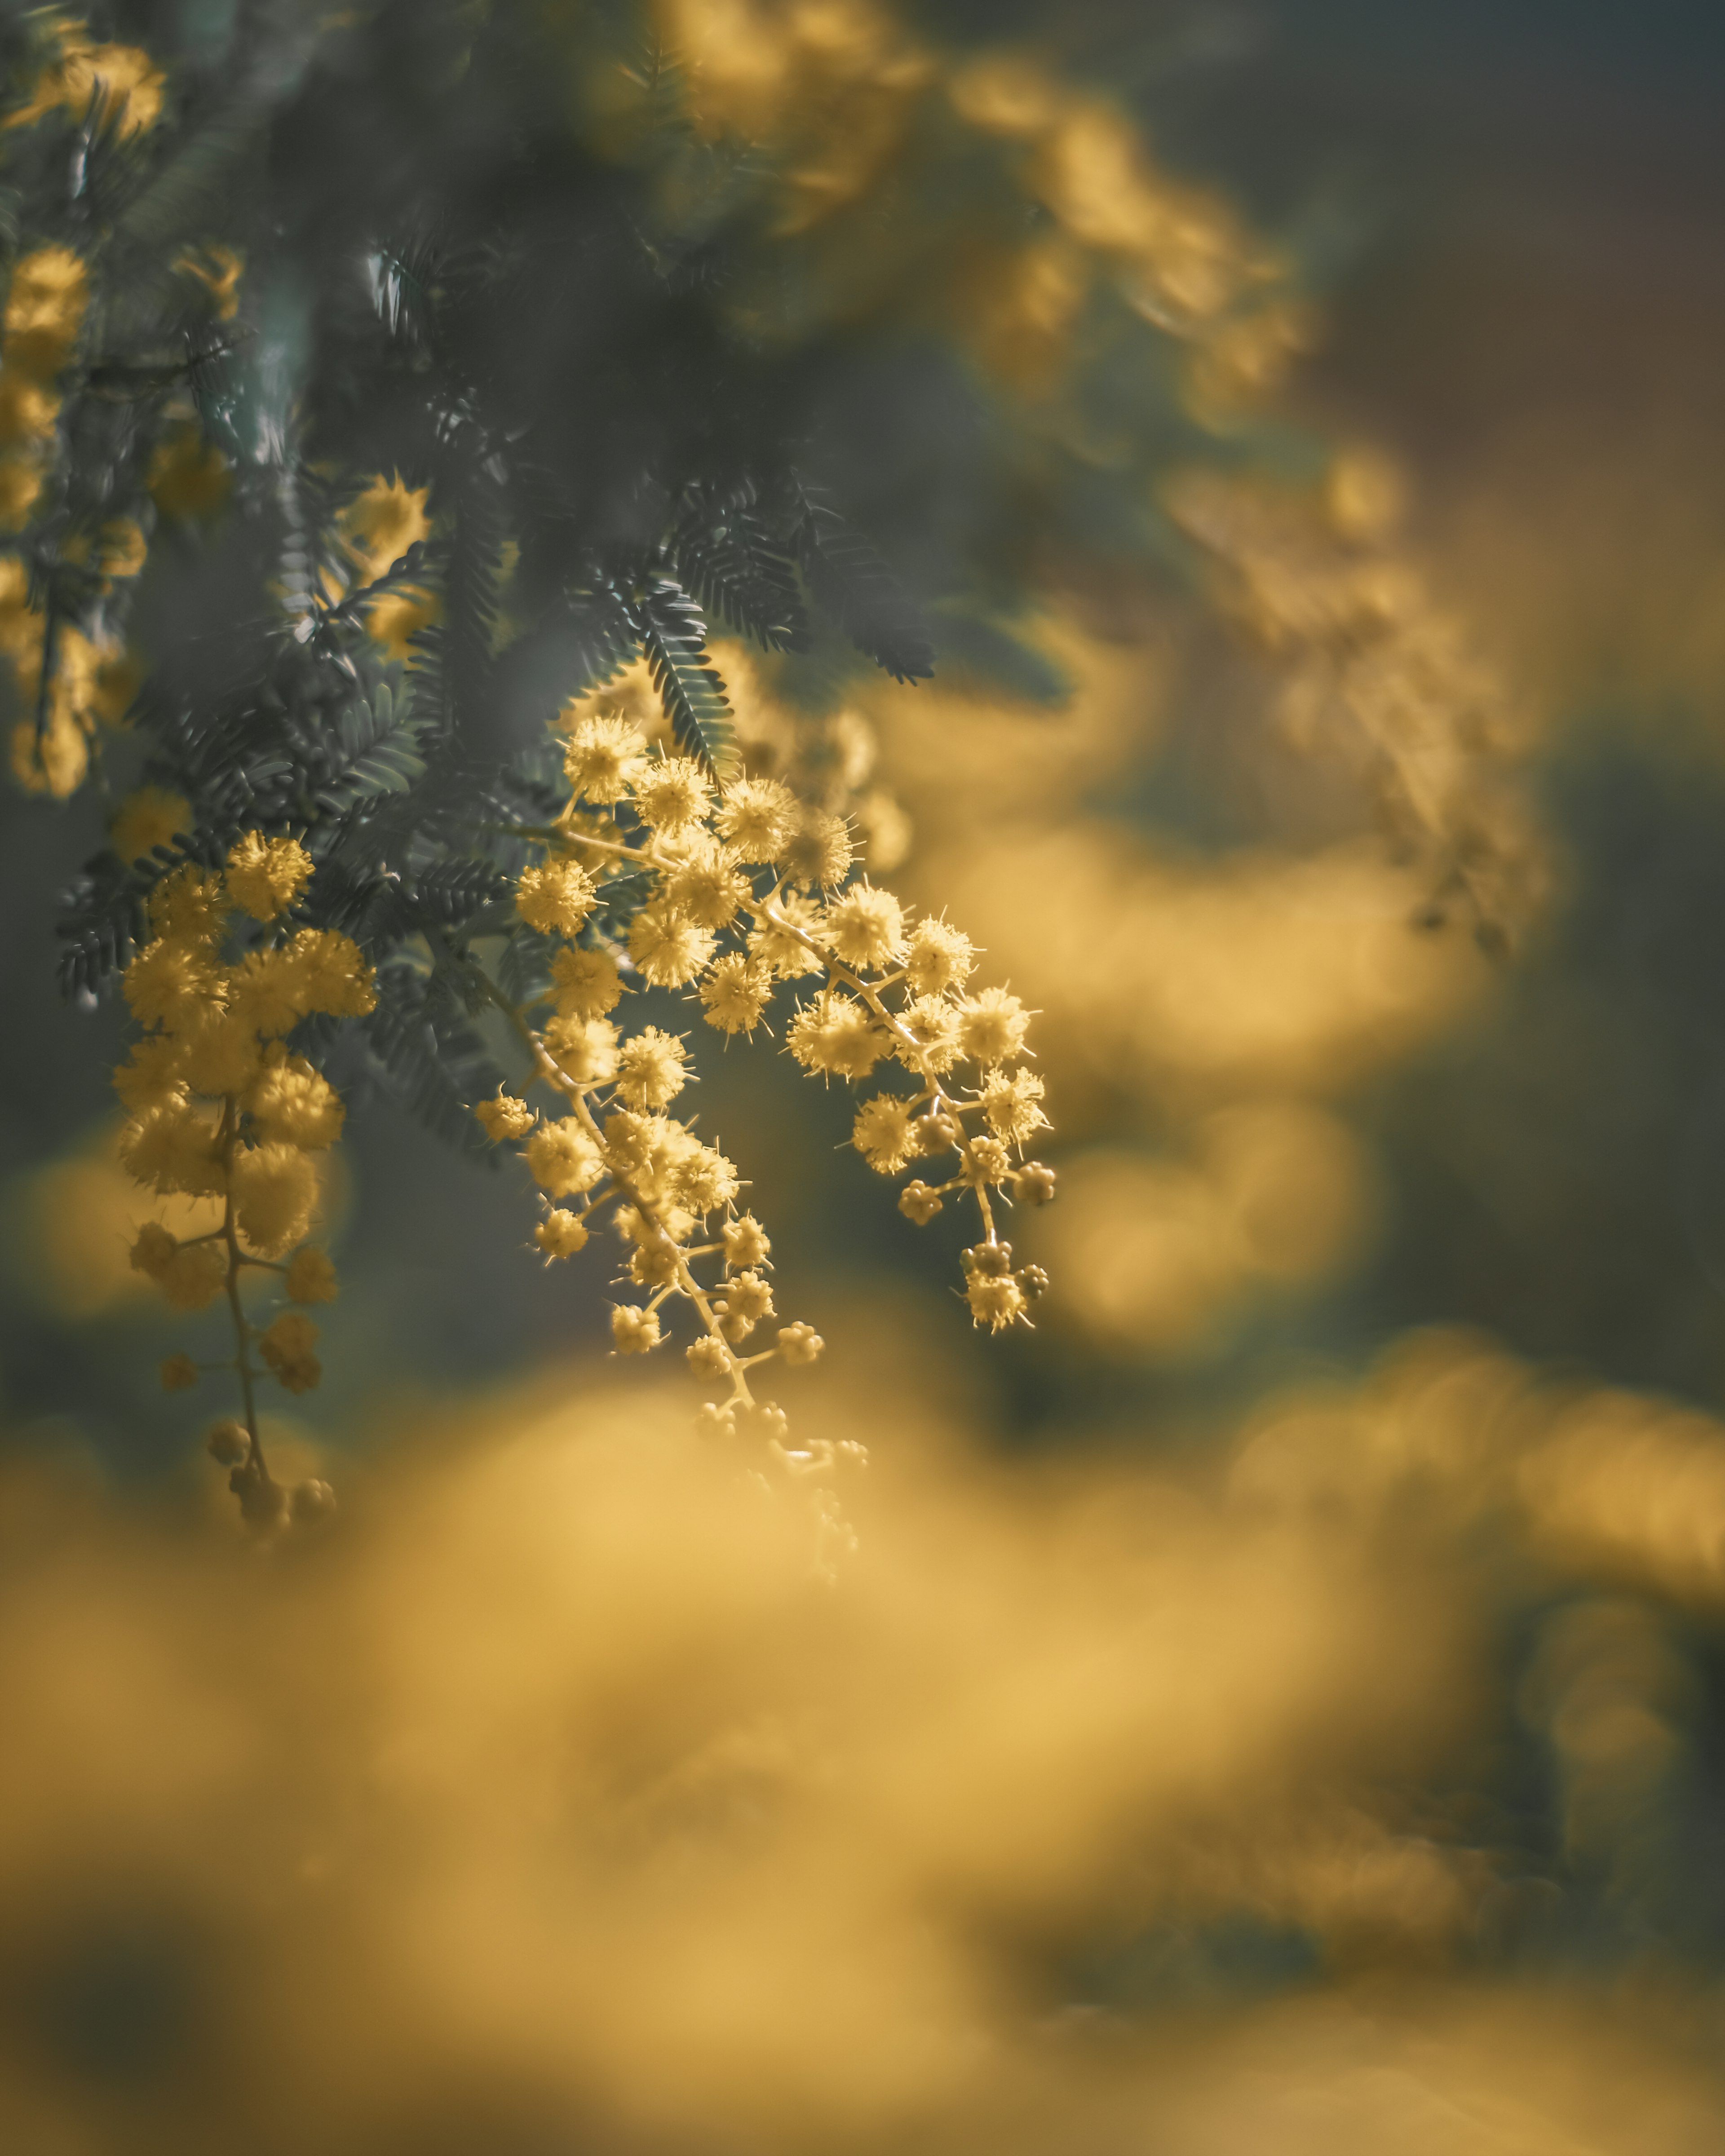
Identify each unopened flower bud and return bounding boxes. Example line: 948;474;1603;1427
963;1241;1013;1277
899;1179;943;1225
290;1478;337;1527
735;1399;790;1444
611;1303;662;1355
1010;1162;1058;1206
777;1321;824;1366
912;1111;958;1155
1018;1264;1050;1299
686;1334;732;1379
206;1418;249;1466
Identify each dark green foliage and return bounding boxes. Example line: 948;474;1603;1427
670;482;807;655
7;0;979;1148
299;684;428;817
793;491;937;685
354;963;505;1159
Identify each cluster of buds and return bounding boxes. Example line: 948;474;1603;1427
958;1239;1051;1335
116;829;371;1531
472;689;1059;1463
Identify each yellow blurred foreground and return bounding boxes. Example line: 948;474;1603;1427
0;1334;1722;2152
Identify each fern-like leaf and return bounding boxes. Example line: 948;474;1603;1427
637;577;738;779
307;684;429;814
670;486;807;653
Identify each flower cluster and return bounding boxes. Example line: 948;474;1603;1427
473;696;1057;1467
115;830;372;1530
0;235;147;799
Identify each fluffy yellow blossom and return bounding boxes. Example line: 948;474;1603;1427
783;808;854;889
159;1352;199;1392
149;426;230;520
980;1067;1048;1145
365;587;438;663
259;1311;321;1392
516;857;598;937
603;1111;657;1177
748;892;826;978
853;1093;917;1173
248;1058;345;1149
286;929;376;1017
113;1035;189;1115
897;994;963;1074
475;1089;536;1143
231;1143;318;1256
904;916;977;996
175;1009;264;1099
664;839;750;929
340;475;431;582
0;373;57;450
823;880;906;970
956;986;1030;1066
717;775;797;860
628;905;716;987
158;1240;227;1312
124;944;224;1035
525;1117;606;1197
777;1321;824;1365
226;831;314;921
610;1303;663;1354
131;1225;228;1311
959;1136;1013;1187
111;788;190;864
128;1222;178;1281
668;1142;739;1216
722;1214;771;1268
147;865;228;945
119;1103;225;1197
630;755;710;833
615;1026;690;1110
787;990;887;1079
699;952;773;1036
286;1247;339;1303
8;37;164;140
550;944;623;1019
563;712;646;801
543;1014;619;1086
534;1209;589;1260
2;247;88;378
228;949;309;1038
8;706;84;792
966;1271;1027;1331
